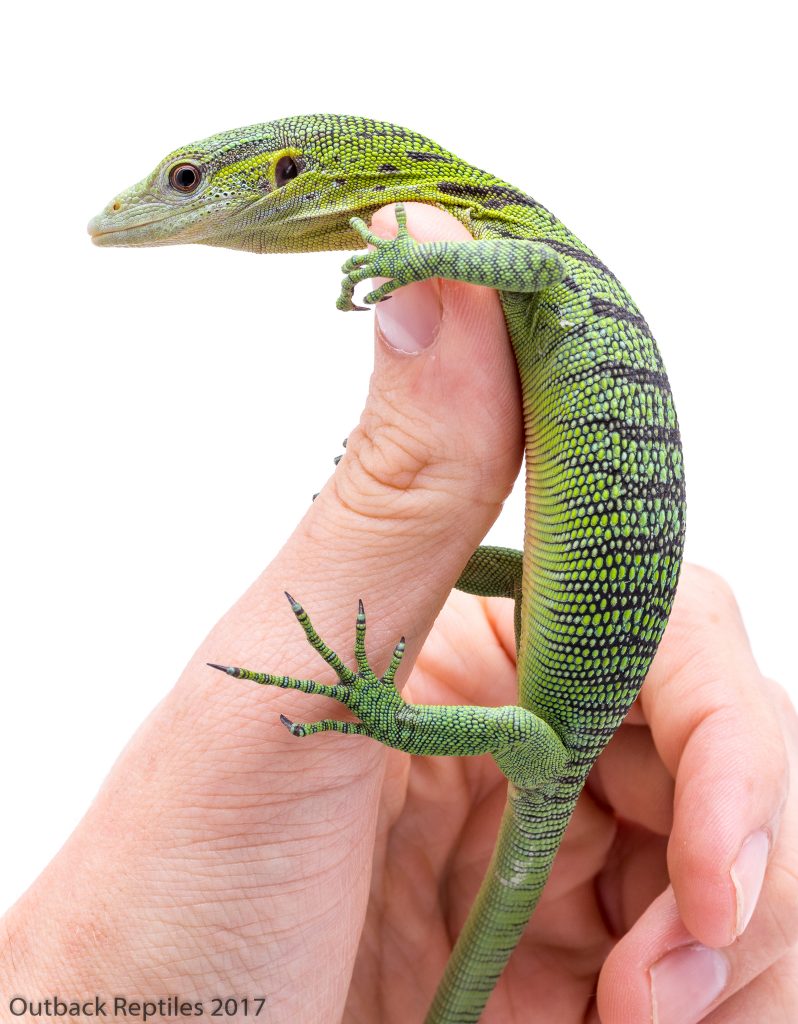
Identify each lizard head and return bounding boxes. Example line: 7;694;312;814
88;114;478;254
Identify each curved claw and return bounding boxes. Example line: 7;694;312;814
337;264;376;312
355;599;369;672
381;637;406;686
283;592;357;684
280;713;305;737
342;252;370;273
281;714;371;738
363;280;400;305
336;295;368;312
207;662;241;677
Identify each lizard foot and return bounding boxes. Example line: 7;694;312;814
208;594;406;743
208;594;570;788
335;204;420;311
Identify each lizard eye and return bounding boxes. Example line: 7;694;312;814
274;155;300;187
169;163;202;194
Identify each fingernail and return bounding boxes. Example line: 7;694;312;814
375;278;441;354
731;828;769;936
650;944;729;1024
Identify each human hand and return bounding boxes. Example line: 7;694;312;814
344;567;798;1023
1;204;794;1024
0;203;521;1022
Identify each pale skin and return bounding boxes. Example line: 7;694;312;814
2;206;796;1023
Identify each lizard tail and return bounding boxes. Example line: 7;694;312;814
425;780;580;1023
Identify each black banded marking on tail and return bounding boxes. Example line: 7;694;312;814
590;296;653;338
570;416;681;445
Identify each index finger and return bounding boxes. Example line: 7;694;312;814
641;563;788;947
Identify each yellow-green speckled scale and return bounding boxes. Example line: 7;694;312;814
91;114;686;1023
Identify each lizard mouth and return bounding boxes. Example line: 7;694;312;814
87;213;181;246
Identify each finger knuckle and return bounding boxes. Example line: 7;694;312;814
331;412;440;523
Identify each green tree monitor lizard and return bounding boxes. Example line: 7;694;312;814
89;114;686;1023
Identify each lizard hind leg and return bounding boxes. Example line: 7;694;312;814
209;593;569;791
455;544;524;653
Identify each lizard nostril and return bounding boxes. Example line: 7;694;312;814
112;201;121;212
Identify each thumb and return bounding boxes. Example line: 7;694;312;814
314;200;522;640
7;202;524;1018
202;201;522;719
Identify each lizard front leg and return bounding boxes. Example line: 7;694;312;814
336;203;564;311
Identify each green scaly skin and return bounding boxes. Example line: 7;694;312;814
90;114;686;1023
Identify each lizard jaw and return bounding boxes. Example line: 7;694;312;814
87;213;177;246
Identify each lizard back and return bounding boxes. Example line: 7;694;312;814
464;196;686;774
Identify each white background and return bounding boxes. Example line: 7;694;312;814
1;2;795;915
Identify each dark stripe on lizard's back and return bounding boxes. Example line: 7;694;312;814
437;180;544;211
549;361;672;393
590;296;653;338
407;151;449;161
536;238;620;283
